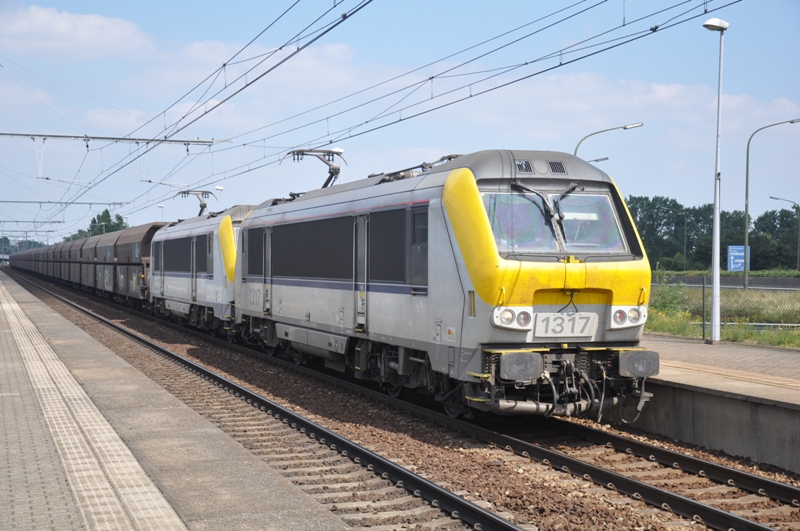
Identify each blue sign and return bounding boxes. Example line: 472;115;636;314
727;245;750;272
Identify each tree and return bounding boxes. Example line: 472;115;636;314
63;209;128;241
626;195;686;265
753;208;799;269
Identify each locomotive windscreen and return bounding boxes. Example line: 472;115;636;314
558;194;626;253
482;192;628;256
482;193;559;254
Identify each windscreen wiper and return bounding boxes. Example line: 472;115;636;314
554;181;585;220
510;181;556;223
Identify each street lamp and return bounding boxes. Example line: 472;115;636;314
574;122;643;156
90;222;107;235
587;157;609;163
770;196;800;271
658;206;688;271
215;186;224;209
743;118;800;288
157;204;164;222
704;16;728;344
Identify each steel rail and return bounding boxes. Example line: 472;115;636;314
554;420;800;508
11;273;523;531
9;270;793;531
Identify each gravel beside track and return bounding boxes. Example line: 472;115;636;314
17;269;800;530
499;422;800;530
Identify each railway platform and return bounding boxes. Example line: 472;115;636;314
621;334;800;474
0;270;349;531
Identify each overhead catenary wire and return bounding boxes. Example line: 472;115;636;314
207;0;697;154
15;0;736;240
31;1;374;230
116;0;740;223
116;1;305;146
213;0;731;158
0;54;196;143
158;0;375;143
1;64;85;135
13;1;310;224
8;0;624;230
223;0;597;143
304;0;742;147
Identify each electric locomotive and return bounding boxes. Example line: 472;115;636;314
231;149;658;418
150;205;255;332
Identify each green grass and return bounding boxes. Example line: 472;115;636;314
646;284;800;349
660;269;800;278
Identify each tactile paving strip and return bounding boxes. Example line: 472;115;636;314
0;281;187;531
1;306;83;531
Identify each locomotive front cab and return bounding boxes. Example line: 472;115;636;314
441;151;659;418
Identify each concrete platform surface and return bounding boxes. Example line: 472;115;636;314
0;269;349;531
628;334;800;473
642;333;800;409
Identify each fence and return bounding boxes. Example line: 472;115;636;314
646;273;800;348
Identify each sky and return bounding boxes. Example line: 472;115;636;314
0;0;798;244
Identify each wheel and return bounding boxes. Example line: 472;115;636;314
441;383;465;419
287;347;304;366
442;402;462;419
385;382;405;399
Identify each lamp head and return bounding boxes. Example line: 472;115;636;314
703;18;729;32
790;118;800;124
215;186;223;191
623;122;643;130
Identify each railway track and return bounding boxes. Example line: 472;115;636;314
9;271;520;531
11;269;800;531
537;422;800;530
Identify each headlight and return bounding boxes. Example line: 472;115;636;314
609;306;648;329
492;307;533;331
500;309;515;325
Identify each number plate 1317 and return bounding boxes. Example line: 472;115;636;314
534;313;598;338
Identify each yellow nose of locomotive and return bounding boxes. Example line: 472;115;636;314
443;166;651;340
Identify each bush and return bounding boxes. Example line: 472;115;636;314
646;309;698;337
649;266;688;313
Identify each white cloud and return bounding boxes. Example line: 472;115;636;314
0;5;154;60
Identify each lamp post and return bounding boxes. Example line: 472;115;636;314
658;206;688;271
157;204;164;222
574;122;643;156
215;186;224;209
744;118;800;288
703;16;729;344
770;196;800;271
